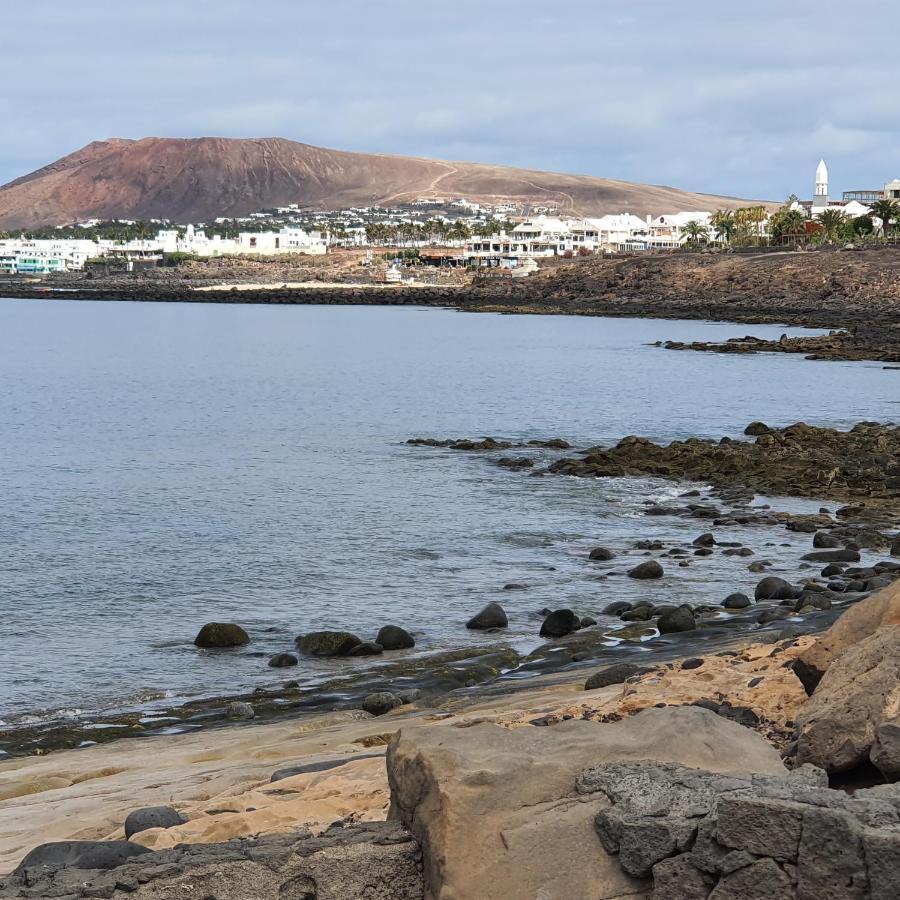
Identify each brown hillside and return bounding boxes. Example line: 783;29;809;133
0;137;762;229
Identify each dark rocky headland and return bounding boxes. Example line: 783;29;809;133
4;246;900;363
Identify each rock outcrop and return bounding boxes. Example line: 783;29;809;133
386;706;784;900
796;624;900;776
0;823;422;899
583;760;900;900
794;582;900;693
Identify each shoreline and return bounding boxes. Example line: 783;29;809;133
3;422;897;758
5;244;900;364
0;627;819;877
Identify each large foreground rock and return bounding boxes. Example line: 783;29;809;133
387;706;784;900
584;760;900;900
796;624;900;776
794;581;900;693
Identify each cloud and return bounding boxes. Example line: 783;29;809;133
1;0;899;200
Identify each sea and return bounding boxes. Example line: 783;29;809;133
1;299;898;729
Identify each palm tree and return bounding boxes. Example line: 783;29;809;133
816;208;846;242
681;220;708;244
869;199;900;238
711;210;735;245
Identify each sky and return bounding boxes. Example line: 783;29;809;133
1;0;898;201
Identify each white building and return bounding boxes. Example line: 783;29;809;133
646;212;714;246
0;238;98;274
585;213;649;249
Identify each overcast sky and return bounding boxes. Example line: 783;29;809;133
2;1;897;200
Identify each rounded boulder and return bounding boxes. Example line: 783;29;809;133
466;602;508;630
627;560;664;580
657;605;696;634
376;625;415;651
362;692;402;717
295;631;362;657
194;622;249;648
124;806;186;839
754;576;795;601
539;609;581;638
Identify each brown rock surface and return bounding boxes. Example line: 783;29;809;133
794;582;900;693
387;706;785;900
796;624;900;774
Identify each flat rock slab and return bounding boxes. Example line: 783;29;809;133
387;706;785;900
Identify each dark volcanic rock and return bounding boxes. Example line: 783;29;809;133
813;531;842;548
124;806;186;839
754;576;794;601
376;625;415;651
194;622;250;648
295;631;362;657
603;601;633;615
584;663;653;690
744;421;771;436
362;692;402;716
801;549;861;563
589;547;616;561
539;609;581;638
627;559;664;580
268;652;298;668
657;605;696;633
466;602;508;630
723;592;752;610
13;840;151;875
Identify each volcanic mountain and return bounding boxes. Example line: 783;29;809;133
0;137;757;229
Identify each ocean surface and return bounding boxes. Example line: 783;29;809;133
1;299;898;728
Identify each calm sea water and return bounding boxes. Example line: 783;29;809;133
1;299;898;726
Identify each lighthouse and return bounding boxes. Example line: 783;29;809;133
813;159;829;210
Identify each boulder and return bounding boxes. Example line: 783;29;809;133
295;631;362;657
227;702;255;720
793;582;900;693
581;616;598;628
465;602;508;630
796;624;900;774
123;806;186;839
584;663;653;690
539;609;581;638
603;601;633;615
386;707;785;900
268;652;298;668
589;547;616;561
801;549;861;563
744;421;771;436
362;692;403;717
754;576;794;601
813;531;842;549
693;532;716;547
657;605;697;634
723;592;751;610
194;622;249;648
376;625;415;651
628;560;664;580
12;841;151;875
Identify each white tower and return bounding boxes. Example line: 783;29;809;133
814;159;829;206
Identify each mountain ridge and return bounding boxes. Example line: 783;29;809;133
0;136;763;229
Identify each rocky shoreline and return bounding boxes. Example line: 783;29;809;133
3;422;897;761
3;581;900;897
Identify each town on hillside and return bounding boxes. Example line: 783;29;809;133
1;162;899;279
